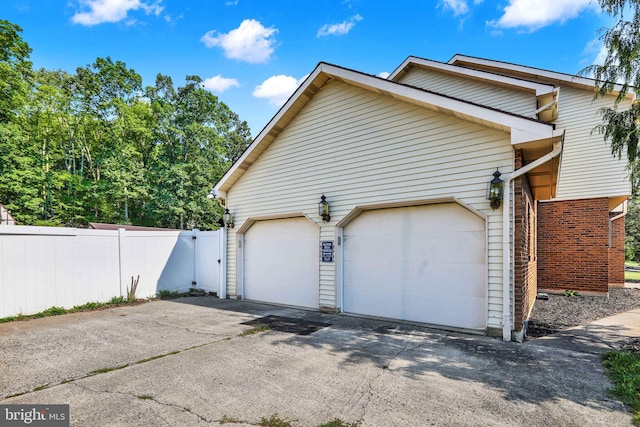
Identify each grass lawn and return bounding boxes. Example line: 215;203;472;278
626;260;640;281
627;271;640;281
603;351;640;426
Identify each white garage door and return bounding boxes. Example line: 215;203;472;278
343;203;486;330
244;217;319;309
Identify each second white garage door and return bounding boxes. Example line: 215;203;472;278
244;217;319;309
343;203;486;330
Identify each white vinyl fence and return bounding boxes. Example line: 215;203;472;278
0;226;221;317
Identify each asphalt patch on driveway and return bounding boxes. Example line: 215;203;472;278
242;315;330;335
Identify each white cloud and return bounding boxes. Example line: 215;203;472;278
378;71;390;79
202;75;241;93
72;0;163;26
593;44;608;66
489;0;597;31
439;0;483;16
253;74;308;107
441;0;469;16
580;39;609;72
201;19;277;64
317;14;363;37
583;38;609;67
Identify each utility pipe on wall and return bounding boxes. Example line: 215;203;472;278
501;138;563;341
609;200;627;247
219;227;227;299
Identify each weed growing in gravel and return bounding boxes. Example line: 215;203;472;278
33;306;67;317
259;414;296;427
217;414;358;426
157;290;189;299
563;290;580;297
135;350;181;364
602;350;640;425
109;296;126;305
88;364;129;376
318;420;359;427
238;325;270;337
0;297;146;324
73;301;101;311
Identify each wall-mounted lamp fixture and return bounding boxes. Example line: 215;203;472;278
487;169;504;210
318;194;331;222
223;208;234;229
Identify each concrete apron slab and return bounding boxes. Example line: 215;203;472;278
1;298;632;426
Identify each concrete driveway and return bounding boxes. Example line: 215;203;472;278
0;297;632;426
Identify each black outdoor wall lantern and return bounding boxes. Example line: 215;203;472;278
318;194;331;222
487;169;504;210
223;208;234;229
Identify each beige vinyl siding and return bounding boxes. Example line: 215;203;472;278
397;68;537;117
553;87;631;199
226;80;513;329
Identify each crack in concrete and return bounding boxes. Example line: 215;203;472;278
0;335;234;402
61;383;294;427
148;318;227;336
69;382;214;423
356;330;445;424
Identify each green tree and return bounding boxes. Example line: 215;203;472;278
0;19;252;229
582;1;640;193
626;198;640;260
0;20;31;122
145;75;238;229
0;20;40;225
70;57;146;224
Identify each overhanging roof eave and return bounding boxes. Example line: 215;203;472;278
389;56;557;97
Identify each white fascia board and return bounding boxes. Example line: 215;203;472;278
511;127;564;146
390;56;556;96
448;54;634;99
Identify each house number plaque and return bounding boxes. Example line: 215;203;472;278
321;241;334;263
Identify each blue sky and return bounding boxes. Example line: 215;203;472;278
2;0;612;136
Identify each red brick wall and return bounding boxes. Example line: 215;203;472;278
609;214;625;287
513;150;537;332
537;197;610;294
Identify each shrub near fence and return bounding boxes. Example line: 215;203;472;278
0;226;220;317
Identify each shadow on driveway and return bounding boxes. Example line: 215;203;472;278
1;296;631;426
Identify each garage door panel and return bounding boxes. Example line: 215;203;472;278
343;203;487;330
244;217;319;309
404;294;486;329
345;262;485;297
343;235;402;262
343;261;397;290
346;204;484;234
413;264;486;297
344;291;403;320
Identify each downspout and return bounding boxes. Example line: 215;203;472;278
609;200;627;247
502;138;563;341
